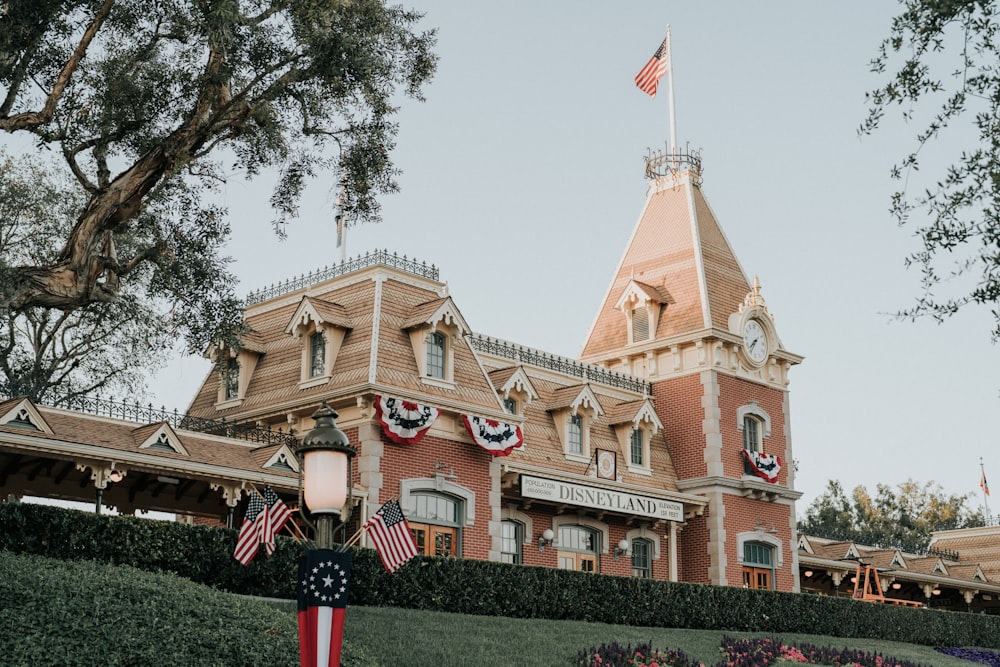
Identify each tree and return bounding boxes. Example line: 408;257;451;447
862;1;1000;339
0;151;178;404
799;478;985;552
0;0;436;351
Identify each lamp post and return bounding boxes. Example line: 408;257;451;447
296;402;357;548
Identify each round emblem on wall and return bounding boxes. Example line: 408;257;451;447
597;449;616;480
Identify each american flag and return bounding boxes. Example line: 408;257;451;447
635;38;668;98
262;485;293;555
982;470;991;497
364;499;418;573
233;492;266;565
298;549;351;667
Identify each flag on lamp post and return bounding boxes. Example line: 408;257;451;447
233;492;267;565
298;549;352;667
635;38;668;98
364;499;418;573
262;485;293;555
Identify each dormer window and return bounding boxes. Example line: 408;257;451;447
568;414;583;455
490;366;538;419
608;398;661;474
426;331;446;379
224;358;240;401
285;296;351;390
550;384;603;462
208;332;264;409
615;279;666;346
309;331;326;378
404;297;471;389
631;308;649;342
629;427;645;466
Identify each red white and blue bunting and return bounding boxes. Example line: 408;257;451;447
375;395;439;445
742;449;781;484
462;415;524;457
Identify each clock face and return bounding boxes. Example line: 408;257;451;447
743;319;768;364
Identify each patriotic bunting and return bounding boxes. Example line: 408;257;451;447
298;549;351;667
375;395;439;444
742;449;781;484
462;414;523;457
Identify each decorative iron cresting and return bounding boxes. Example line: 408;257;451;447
245;250;438;305
467;334;652;395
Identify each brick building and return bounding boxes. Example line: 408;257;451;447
178;149;804;590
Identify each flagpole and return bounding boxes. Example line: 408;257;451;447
981;457;991;519
665;25;677;154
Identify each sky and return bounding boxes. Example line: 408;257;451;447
90;2;999;513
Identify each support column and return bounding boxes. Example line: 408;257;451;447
668;521;679;582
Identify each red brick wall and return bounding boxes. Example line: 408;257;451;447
721;495;795;591
366;426;495;561
717;375;788;485
678;513;711;583
652;373;707;480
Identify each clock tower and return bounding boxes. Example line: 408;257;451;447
579;149;804;592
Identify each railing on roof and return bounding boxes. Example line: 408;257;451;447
245;249;439;305
467;334;652;395
926;546;960;561
23;391;297;447
644;143;703;184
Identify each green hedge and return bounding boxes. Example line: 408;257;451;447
3;501;999;649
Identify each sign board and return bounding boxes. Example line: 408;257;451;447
520;474;683;522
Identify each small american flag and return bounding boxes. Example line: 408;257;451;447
635;38;668;98
263;485;293;555
233;492;266;565
364;499;418;573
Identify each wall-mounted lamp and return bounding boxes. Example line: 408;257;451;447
537;528;555;552
891;582;902;590
803;570;814;578
614;539;630;560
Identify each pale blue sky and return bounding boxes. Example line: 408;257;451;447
52;2;1000;512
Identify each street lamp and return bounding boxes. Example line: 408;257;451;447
296;402;357;548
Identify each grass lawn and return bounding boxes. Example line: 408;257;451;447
2;551;988;667
343;605;981;666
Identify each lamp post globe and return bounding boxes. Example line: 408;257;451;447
296;402;357;547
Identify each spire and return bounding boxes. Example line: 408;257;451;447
580;149;752;360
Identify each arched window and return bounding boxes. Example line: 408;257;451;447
409;491;461;557
742;540;775;590
631;538;652;578
426;332;446;379
557;525;599;573
742;415;762;452
500;520;524;564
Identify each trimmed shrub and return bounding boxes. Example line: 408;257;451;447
3;501;999;650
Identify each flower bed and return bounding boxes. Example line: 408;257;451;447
576;636;950;667
936;647;1000;666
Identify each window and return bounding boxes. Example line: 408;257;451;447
500;520;523;564
742;415;761;453
631;307;649;342
631;538;652;578
503;397;518;415
568;414;583;455
426;332;446;379
309;331;326;378
742;541;775;590
629;428;644;466
408;491;461;557
557;525;598;573
224;358;239;400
